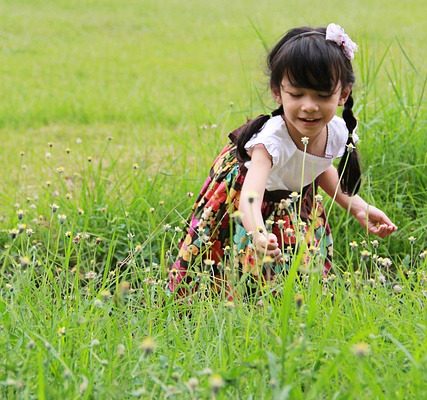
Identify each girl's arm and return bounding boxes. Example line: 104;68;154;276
318;166;397;238
239;144;281;260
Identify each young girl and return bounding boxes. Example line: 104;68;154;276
169;24;397;297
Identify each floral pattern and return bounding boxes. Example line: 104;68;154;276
169;138;333;297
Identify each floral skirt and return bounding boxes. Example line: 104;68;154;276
168;143;333;297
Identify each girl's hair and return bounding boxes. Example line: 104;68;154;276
236;26;361;195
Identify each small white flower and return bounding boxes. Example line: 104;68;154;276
301;136;309;146
346;143;356;153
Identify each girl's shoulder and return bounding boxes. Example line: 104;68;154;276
244;115;294;165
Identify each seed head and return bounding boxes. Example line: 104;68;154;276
294;293;304;309
351;342;370;357
360;250;371;262
289;192;300;203
85;271;97;280
301;136;309;146
17;209;25;220
349;241;358;250
56;166;64;174
58;214;67;224
26;228;34;237
51;203;59;213
393;284;402;293
19;256;31;267
346;143;356;153
187;377;199;391
246;191;259;204
408;236;416;245
9;228;19;239
285;227;294;237
209;373;224;394
380;257;392;268
57;327;66;336
370;240;379;249
132;163;139;170
140;336;156;355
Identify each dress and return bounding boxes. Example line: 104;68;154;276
168;114;353;297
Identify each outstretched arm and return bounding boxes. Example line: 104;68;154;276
318;166;397;238
239;144;281;260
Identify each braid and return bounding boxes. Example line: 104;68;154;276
337;93;362;195
236;105;283;162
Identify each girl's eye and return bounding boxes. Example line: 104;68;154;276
287;92;302;97
318;93;332;98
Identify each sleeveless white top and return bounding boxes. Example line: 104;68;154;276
244;115;358;192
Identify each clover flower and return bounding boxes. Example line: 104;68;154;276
349;241;358;250
17;209;25;220
408;236;416;244
380;257;392;268
50;203;59;213
289;192;300;203
393;284;402;293
58;214;67;224
360;250;371;262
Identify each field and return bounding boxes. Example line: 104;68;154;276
0;0;426;398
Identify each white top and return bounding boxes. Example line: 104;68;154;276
244;115;359;192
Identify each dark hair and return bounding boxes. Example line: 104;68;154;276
236;26;361;195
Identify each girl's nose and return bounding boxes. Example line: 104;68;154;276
301;97;319;112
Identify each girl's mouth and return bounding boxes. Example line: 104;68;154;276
299;117;321;124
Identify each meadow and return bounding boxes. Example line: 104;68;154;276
0;0;426;398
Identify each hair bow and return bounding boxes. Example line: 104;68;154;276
326;23;358;60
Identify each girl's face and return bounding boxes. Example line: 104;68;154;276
274;76;351;140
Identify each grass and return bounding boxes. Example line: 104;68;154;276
1;0;427;398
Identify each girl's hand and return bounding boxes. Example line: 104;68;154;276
253;231;282;262
353;204;397;238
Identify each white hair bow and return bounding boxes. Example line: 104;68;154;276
326;23;358;60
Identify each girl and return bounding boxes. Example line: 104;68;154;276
169;24;397;297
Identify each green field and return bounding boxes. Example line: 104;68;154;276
1;0;426;398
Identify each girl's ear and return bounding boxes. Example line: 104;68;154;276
271;86;282;104
338;85;352;106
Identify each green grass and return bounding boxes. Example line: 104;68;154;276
1;0;427;398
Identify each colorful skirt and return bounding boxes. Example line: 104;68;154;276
168;142;333;297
